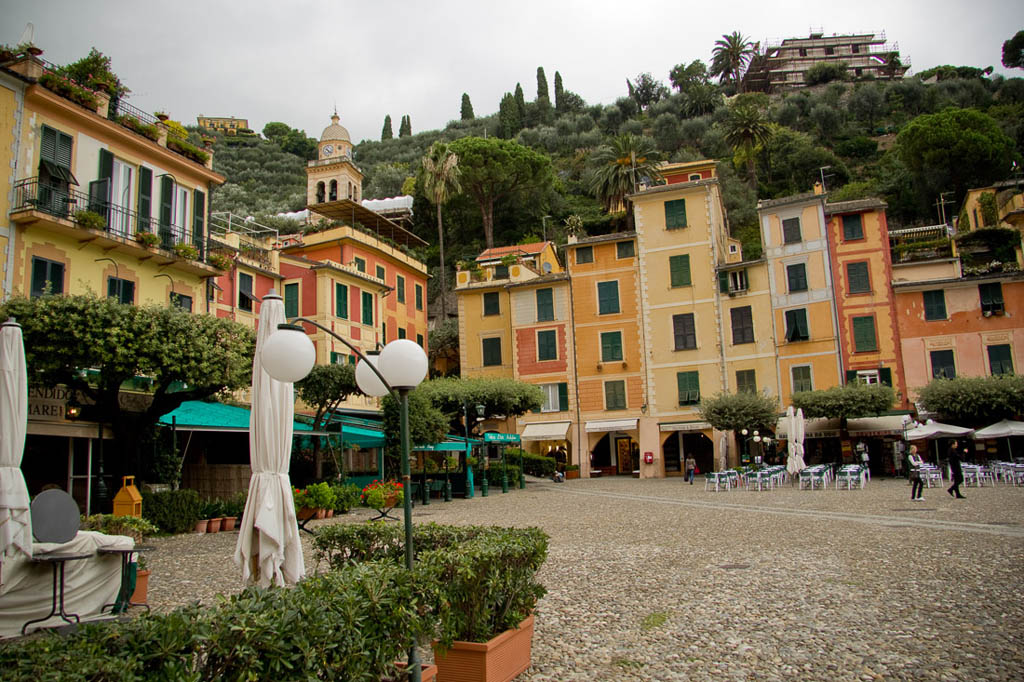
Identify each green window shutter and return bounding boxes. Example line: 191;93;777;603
847;262;870;294
398;328;406;339
337;283;349;318
597;281;619;314
354;257;366;273
107;277;119;300
138;167;152;231
787;263;807;292
782;217;801;243
98;148;113;180
677;371;700;405
494;264;509;279
879;367;892;386
785;309;809;342
396;275;405;303
482;338;502;366
558;383;569;411
56;131;73;168
923;290;946;321
852;316;877;352
376;265;385;280
538;330;557;361
617;241;635;258
988;344;1014;375
843;214;863;240
284;283;299;318
792;366;812;392
159;176;173;236
382;322;387;341
846;370;859;385
669;254;691;287
348;355;357;365
362;291;373;325
605;380;626;410
665;199;687;229
673;313;696;350
415;284;423;311
40;126;56;163
416;334;424;347
330;352;343;364
536;288;554;321
193;189;205;254
600;331;623;362
718;271;729;293
483;291;500;315
730;306;754;344
576;246;594;264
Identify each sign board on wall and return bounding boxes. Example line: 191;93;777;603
484;432;521;444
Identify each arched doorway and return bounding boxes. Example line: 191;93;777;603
589;432;637;476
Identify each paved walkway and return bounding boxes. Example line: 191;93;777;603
147;476;1024;681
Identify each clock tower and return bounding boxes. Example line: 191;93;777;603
307;112;364;209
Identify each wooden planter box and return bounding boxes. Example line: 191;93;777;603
433;614;534;682
564;470;580;480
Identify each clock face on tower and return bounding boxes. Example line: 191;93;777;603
322;144;334;158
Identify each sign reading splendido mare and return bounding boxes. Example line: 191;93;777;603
483;432;521;443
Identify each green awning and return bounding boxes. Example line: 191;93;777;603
335;424;386;448
158;400;316;433
414;437;480;451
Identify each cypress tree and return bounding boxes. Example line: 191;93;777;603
381;115;393;140
460;93;475;120
498;93;521;139
399;114;412;137
536;66;549;101
514;83;526;122
554;71;564;113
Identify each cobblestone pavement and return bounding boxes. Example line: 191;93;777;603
147;477;1024;681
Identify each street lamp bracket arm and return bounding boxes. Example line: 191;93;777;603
280;317;393;393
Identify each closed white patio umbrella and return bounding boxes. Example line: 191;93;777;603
905;419;973;441
1;319;32;584
233;293;305;587
786;407;807;477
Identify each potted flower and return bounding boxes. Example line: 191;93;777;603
171;242;199;260
361;480;403;513
74;209;106;231
135;230;160;248
305;482;336;519
202;498;224;533
293;487;317;522
207;251;233;271
564;464;580;480
221;491;246;532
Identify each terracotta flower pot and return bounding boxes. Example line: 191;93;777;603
326;509;334;518
222;516;237;531
433;614;534;682
130;568;150;604
194;519;209;533
207;517;223;533
315;508;326;519
297;507;317;521
564;470;580;480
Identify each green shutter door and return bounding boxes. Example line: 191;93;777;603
665;199;687;229
159;176;173;244
138;167;152;232
193;189;205;256
40;126;56;163
284;283;299;318
719;271;729;293
558;383;569;411
879;367;892;386
362;291;373;325
335;283;348;318
98;149;113;180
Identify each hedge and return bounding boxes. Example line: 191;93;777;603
141;489;201;534
520;452;556;477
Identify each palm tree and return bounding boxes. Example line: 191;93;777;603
420;142;461;320
723;103;772;189
589;134;663;218
710;31;755;93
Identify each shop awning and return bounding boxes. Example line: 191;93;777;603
521;421;571;441
414;437;480;451
849;415;908;437
335;424;386;448
585;418;638;433
158;400;322;434
660;421;711;432
776;417;841;440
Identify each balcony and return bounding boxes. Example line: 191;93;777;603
889;225;954;263
11;178;216;275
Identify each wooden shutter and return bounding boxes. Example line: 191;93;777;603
665;199;687;229
335;283;348;319
597;281;619;314
159;176;173;240
843;214;863;240
55;130;72;169
138;167;152;231
284;283;299;318
719;271;729;293
879;367;892;386
40;126;56;163
783;218;801;243
853;316;877;352
601;332;622;362
193;189;205;256
537;288;554;321
846;370;859;384
558;383;569;411
98;148;113;180
670;255;691;287
362;291;373;325
88;178;110;221
847;262;870;293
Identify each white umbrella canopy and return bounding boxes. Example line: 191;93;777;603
787;407;807;476
233;294;305;587
905;419;974;441
0;319;31;570
973;420;1024;439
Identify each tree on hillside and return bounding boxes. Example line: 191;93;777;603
626;72;669;111
588;133;663;219
420;142;462;321
514;83;527;122
536;66;549;101
896;107;1017;205
916;375;1024;427
554;71;565;112
536;67;553;124
461;93;475;120
710;31;755;93
498;93;522;138
0;294;255;484
447;137;554;248
1003;30;1024;69
262;121;291;141
669;60;710;93
399;115;412;137
295;363;358;478
381;115;393;140
723;101;772;189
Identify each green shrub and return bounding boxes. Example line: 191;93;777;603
834;136;878;158
141;488;200;534
471;458;521;487
73;209;106;231
331;482;361;513
200;498;225;519
806;62;849;85
221;491;247;518
519;452;556;477
80;513;159;542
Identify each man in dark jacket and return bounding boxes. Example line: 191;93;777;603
947;440;966;499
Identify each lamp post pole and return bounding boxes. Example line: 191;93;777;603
519;448;526;489
501;446;509;493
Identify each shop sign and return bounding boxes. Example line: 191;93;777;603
28;385;73;421
484;432;521;443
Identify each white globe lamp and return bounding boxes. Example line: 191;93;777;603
379;339;428;390
261;325;316;383
355;352;390;397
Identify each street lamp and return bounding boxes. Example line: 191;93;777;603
473;404;488;496
261;320;427;682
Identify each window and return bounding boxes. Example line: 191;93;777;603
575;246;593;264
672;313;696;350
540;383;569;412
842;213;863;240
597;281;620;314
284;282;299;318
483;291;500;316
787;263;807;292
107;277;134;305
852;44;861;54
354;257;366;273
398;328;406;339
736;369;756;394
415;283;423;311
330;351;345;364
988;344;1014;375
730;270;747;292
665;199;687;229
688;174;701;181
677;371;700;405
416;334;424;347
605;380;627;410
335;283;348;319
979;283;1004;316
785;309;809;342
923;290;946;321
361;291;373;326
798;47;808;57
782;217;801;244
494;264;509;279
855;370;880;385
852;316;877;352
930;350;956;379
482;337;502;366
847;262;870;294
537;330;558;361
669;254;691;287
30;257;64;297
616;241;635;258
238;272;255;312
600;331;623;362
376;265;385;281
396;275;405;304
170;292;192;312
825;46;835;55
731;306;754;344
536;288;554;321
791;365;812;393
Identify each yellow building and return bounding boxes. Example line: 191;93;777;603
960;179;1024;232
196;115;250;136
759;191;843;407
0;69;27;299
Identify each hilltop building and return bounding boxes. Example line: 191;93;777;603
197;115;250;136
764;30;910;89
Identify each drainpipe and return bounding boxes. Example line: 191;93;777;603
567;270;584;474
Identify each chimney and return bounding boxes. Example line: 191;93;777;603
813;182;824;196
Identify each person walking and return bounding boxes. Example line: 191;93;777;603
684;455;696;484
947;440;966;499
908;444;925;501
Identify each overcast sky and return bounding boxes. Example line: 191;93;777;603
3;1;1022;144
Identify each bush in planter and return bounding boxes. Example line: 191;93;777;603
472;459;521;487
361;479;403;509
207;251;233;270
80;513;159;543
171;242;199;260
141;488;201;534
135;230;160;247
331;482;362;513
222;490;247;519
302;481;336;510
73;209;106;231
520;451;556;477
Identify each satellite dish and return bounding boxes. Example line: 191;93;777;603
542;262;552;274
